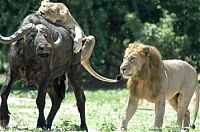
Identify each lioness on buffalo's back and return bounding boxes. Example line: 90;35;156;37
118;42;199;131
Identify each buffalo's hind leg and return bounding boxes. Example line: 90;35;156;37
68;64;88;131
46;74;66;130
0;68;17;128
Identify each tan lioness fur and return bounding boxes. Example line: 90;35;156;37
119;42;199;130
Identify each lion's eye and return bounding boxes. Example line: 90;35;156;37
129;57;135;62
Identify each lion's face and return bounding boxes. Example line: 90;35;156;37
120;44;148;79
38;1;69;23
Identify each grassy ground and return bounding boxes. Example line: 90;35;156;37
0;82;199;132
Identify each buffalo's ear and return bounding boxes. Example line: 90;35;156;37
142;47;150;56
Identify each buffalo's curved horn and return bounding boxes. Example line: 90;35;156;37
54;31;62;45
81;60;118;83
0;23;36;44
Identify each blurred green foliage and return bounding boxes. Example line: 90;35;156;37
0;0;199;76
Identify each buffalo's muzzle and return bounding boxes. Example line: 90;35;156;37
36;44;52;58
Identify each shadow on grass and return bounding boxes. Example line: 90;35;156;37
0;77;126;94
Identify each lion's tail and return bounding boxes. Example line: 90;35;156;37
190;82;199;129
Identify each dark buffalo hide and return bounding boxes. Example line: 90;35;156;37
0;13;87;130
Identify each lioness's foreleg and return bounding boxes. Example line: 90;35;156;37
119;95;139;131
154;96;166;128
73;26;83;53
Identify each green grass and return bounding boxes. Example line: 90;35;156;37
0;85;199;132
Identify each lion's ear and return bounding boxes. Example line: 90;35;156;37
142;47;150;56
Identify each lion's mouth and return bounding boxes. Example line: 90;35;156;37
121;73;133;79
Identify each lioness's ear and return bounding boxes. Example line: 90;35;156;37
42;0;49;2
41;0;49;5
60;8;69;16
142;47;150;56
60;10;67;16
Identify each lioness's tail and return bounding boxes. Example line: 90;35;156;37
190;82;199;129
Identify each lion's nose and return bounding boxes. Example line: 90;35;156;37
120;66;128;74
122;68;126;73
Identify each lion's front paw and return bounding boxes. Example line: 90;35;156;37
73;38;82;53
116;127;127;132
0;108;10;128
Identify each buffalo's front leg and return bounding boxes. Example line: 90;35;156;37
36;73;49;129
46;74;66;129
68;63;88;131
0;68;16;128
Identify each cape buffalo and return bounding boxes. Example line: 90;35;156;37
0;13;118;130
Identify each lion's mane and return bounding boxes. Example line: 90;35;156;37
127;42;164;101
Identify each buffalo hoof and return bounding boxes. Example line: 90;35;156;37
0;108;10;128
36;125;47;130
36;122;47;130
80;124;88;131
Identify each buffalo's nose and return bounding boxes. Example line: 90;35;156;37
38;44;45;51
36;44;51;54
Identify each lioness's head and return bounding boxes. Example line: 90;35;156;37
37;0;69;23
120;42;151;79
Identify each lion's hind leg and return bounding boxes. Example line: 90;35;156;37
176;92;193;129
168;93;179;111
183;110;190;128
168;93;190;128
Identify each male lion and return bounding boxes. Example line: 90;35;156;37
118;42;199;131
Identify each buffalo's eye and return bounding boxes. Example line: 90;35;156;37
44;34;48;38
25;33;35;46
